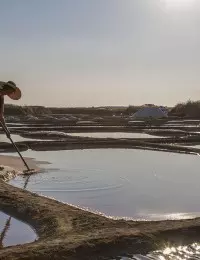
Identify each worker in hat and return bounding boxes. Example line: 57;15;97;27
0;81;21;137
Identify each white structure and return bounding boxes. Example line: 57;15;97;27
159;106;168;116
131;106;168;119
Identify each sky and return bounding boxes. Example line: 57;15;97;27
0;0;200;107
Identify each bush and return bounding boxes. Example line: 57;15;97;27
170;100;200;118
4;104;52;116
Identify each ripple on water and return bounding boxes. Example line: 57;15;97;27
9;149;200;220
19;168;127;193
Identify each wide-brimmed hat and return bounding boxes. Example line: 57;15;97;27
0;81;21;100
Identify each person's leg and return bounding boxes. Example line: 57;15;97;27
0;96;4;120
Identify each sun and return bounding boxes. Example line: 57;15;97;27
163;0;195;9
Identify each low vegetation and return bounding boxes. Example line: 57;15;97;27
170;100;200;118
4;100;200;119
4;105;52;117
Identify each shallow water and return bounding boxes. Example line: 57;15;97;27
0;134;50;142
0;134;28;142
69;132;163;139
111;243;200;260
0;211;37;247
194;145;200;149
180;144;200;149
10;149;200;220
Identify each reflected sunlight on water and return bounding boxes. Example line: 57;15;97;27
111;243;200;259
10;149;200;220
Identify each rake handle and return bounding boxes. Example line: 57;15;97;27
0;120;31;171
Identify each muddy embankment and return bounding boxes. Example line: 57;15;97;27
15;139;200;155
1;137;200;155
1;130;200;155
4;124;200;133
2;118;200;155
1;179;200;259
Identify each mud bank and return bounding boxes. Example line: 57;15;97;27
0;142;28;153
4;125;200;135
1;180;200;259
21;139;200;155
1;136;200;156
19;130;190;139
19;130;200;144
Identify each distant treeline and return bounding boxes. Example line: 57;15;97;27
4;101;200;118
4;105;52;116
4;105;138;117
169;100;200;118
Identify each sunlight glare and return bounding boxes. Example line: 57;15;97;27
162;0;195;10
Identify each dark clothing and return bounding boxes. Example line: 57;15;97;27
0;96;4;118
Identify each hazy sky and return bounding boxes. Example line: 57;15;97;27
0;0;200;107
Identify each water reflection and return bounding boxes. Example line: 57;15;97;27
10;149;200;220
111;243;200;259
0;211;36;248
0;217;11;248
0;174;36;248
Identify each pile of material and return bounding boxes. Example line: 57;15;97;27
0;165;21;182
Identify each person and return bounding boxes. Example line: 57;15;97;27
0;81;21;137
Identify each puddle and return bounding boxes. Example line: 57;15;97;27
10;149;200;220
0;211;37;248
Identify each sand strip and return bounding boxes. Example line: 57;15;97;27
0;154;45;174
